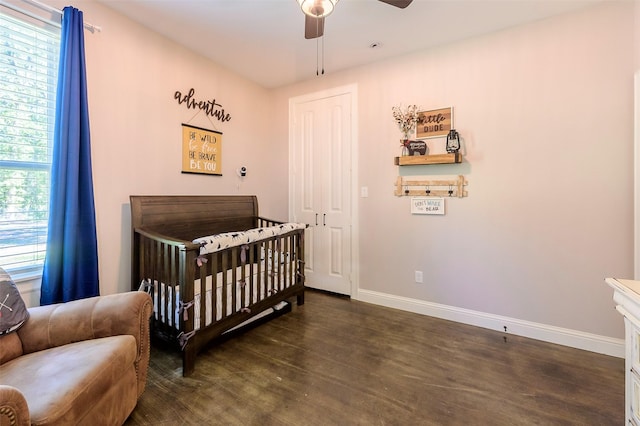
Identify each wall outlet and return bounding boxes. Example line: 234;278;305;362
415;270;423;283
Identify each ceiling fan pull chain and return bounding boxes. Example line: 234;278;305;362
321;35;325;75
316;16;320;76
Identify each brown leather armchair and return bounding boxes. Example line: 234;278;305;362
0;291;152;426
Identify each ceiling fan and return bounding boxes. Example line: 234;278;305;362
298;0;414;39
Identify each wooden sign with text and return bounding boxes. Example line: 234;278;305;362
411;197;445;215
416;107;452;139
174;88;231;123
181;124;222;175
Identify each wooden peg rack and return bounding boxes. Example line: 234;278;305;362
395;175;468;198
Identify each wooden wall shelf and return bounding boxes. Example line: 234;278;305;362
394;153;462;166
395;175;468;198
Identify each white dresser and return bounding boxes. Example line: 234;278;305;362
606;277;640;424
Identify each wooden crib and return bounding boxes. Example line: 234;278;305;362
130;195;306;376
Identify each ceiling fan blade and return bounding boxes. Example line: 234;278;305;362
305;15;324;39
377;0;413;8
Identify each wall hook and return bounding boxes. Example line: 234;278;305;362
394;175;468;198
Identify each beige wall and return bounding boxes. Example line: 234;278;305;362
274;1;635;340
27;1;634;343
40;0;291;297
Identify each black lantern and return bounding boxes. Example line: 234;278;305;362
446;129;460;153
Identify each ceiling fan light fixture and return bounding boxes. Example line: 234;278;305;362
297;0;338;18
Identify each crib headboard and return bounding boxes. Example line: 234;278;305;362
130;195;259;240
130;195;260;290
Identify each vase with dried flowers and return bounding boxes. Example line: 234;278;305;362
392;104;419;156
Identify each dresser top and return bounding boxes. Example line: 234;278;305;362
606;277;640;298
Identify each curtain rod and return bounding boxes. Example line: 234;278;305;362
17;0;101;32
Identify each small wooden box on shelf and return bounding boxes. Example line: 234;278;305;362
394;153;462;166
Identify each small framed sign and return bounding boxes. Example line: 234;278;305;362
181;123;222;175
416;107;452;139
411;197;445;215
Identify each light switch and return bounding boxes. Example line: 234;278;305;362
361;186;368;198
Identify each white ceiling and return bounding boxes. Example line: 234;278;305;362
97;0;601;89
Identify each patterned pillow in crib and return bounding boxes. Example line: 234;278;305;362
0;267;29;335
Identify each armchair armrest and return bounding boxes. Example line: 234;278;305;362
17;292;153;398
0;385;29;426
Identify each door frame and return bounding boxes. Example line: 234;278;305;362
288;84;359;297
635;71;640;279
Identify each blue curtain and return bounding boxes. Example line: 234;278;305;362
40;7;99;305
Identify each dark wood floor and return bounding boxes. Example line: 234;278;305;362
125;290;624;425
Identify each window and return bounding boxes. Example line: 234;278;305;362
0;9;59;273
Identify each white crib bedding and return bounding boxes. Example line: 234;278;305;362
147;250;295;331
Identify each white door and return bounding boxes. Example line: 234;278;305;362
290;89;354;295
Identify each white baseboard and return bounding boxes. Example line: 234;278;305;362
354;288;624;358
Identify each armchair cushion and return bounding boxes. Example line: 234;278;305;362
0;333;23;364
16;291;152;398
0;335;138;425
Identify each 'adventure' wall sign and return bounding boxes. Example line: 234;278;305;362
174;88;232;123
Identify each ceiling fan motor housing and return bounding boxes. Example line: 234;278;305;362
298;0;338;18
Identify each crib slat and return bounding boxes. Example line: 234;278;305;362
171;245;179;329
278;237;284;292
273;238;278;294
288;234;294;288
161;243;170;329
211;253;219;325
179;243;195;347
257;240;264;303
221;250;229;318
231;246;238;315
269;238;275;296
283;236;290;291
239;246;247;310
161;242;170;327
197;253;206;330
248;241;255;305
168;245;176;330
153;240;165;325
